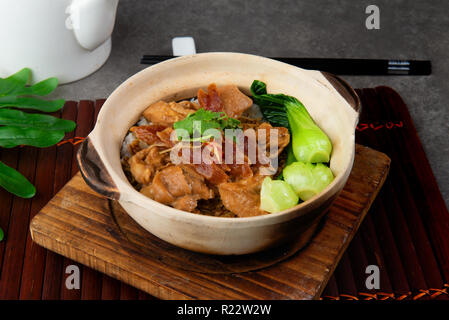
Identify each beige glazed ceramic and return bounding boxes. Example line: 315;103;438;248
77;52;360;255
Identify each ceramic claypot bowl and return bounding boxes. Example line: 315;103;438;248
77;52;360;255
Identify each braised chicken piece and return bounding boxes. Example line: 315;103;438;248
143;100;197;126
256;122;290;158
140;165;214;212
221;135;254;181
198;83;222;112
128;139;145;155
130;124;167;145
156;127;175;147
128;146;170;185
227;163;253;180
198;83;252;118
218;85;253;118
250;123;290;176
126;125;174;157
194;162;229;185
218;175;267;217
122;82;292;217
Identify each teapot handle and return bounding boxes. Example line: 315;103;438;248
68;0;119;51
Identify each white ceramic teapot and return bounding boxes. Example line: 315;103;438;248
0;0;119;84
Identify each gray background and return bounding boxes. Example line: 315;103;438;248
54;0;449;207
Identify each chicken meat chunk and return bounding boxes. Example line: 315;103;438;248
141;165;214;212
128;146;170;185
142;100;197;127
218;175;267;217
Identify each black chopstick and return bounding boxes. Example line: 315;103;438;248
140;55;431;76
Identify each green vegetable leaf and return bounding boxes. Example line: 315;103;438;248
12;77;59;96
0;160;36;198
250;80;301;129
0;96;65;112
0;68;59;97
251;80;332;163
0;68;31;96
0;68;64;112
260;177;299;213
0;68;71;199
286;102;332;163
250;83;287;128
0;126;65;148
219;116;241;130
173;108;240;138
250;79;268;96
0;109;76;132
283;162;334;201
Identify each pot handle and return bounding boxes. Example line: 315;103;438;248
77;137;121;200
321;72;362;118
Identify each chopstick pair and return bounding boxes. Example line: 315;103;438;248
140;55;431;76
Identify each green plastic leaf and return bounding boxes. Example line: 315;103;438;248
0;126;65;148
0;68;58;97
283;162;334;201
12;77;59;96
0;109;76;132
0;96;65;112
0;160;36;198
0;68;71;199
260;177;299;213
5;68;30;84
0;68;31;96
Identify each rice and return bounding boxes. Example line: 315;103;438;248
136;116;149;126
121;116;148;159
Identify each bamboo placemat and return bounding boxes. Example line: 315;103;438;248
0;86;448;299
321;87;449;300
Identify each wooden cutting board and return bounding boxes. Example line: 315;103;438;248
29;144;390;299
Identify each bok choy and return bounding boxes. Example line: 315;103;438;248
260;177;299;213
250;80;332;163
252;80;335;212
283;162;334;201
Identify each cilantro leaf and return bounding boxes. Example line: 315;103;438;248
173;108;241;139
